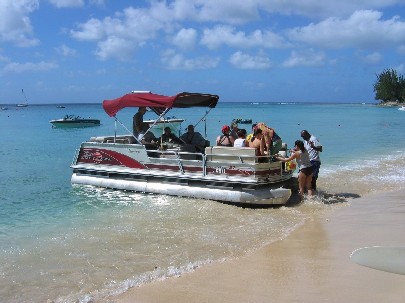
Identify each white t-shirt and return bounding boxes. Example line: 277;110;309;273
233;138;246;147
303;135;321;162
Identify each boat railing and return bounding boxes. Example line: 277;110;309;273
71;148;81;166
80;139;290;177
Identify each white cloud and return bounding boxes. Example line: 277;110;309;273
70;18;105;41
95;37;137;61
0;0;39;47
71;6;170;60
68;2;405;64
201;25;289;50
156;0;405;23
260;0;401;18
172;28;197;51
362;51;382;64
229;51;271;69
166;0;401;24
1;61;58;74
187;0;260;24
48;0;84;8
161;49;219;70
55;44;77;56
283;49;326;67
288;10;405;49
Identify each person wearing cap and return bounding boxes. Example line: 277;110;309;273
216;125;235;147
158;126;182;145
180;124;208;152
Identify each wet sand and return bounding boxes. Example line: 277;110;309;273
112;189;405;303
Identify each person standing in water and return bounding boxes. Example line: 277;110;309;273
276;140;313;198
301;130;322;191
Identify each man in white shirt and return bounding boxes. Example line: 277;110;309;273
301;130;323;191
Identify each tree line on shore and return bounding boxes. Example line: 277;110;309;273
374;69;405;104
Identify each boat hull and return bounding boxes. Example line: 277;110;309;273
71;173;291;205
50;120;100;128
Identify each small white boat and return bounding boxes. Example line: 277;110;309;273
16;103;28;107
144;117;184;137
70;91;295;206
50;115;100;128
398;106;405;111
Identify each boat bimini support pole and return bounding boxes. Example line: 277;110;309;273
113;116;142;144
194;108;213;138
138;108;171;142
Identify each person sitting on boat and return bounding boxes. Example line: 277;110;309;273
158;127;183;145
216;125;234;147
180;124;208;153
133;107;147;138
233;129;247;147
230;121;239;140
255;122;282;156
246;123;257;142
139;130;159;150
248;128;266;162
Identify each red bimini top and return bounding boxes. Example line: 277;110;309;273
102;91;219;117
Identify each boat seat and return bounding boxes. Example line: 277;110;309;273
205;146;257;163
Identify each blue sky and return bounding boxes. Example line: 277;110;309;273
1;0;405;104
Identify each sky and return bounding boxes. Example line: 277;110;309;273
1;0;405;104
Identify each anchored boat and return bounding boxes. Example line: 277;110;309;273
50;115;101;128
70;91;295;206
144;117;184;137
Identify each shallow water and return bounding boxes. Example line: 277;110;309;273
1;102;404;302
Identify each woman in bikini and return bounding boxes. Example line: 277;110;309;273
248;128;266;162
216;125;235;147
276;140;313;198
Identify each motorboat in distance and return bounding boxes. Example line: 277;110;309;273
50;115;100;128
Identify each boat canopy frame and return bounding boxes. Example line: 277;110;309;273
102;92;219;144
103;92;219;117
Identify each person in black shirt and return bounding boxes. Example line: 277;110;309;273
158;127;183;145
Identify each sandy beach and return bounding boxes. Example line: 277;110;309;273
110;189;405;303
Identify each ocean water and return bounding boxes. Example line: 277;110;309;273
1;102;405;302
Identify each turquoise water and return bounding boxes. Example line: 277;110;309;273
1;103;404;302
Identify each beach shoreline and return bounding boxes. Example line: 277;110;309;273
109;189;405;303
